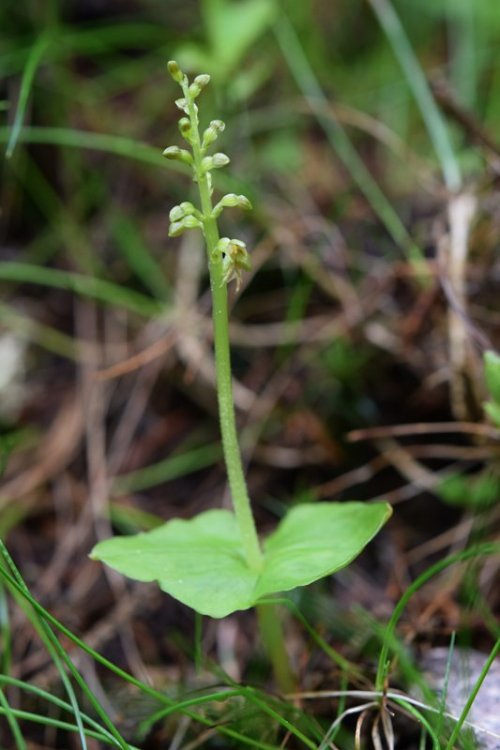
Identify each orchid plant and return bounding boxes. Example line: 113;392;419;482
91;62;391;658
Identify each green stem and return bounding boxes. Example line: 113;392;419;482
185;83;262;572
257;604;296;695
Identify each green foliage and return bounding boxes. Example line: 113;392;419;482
484;401;500;428
483;350;500;426
484;350;500;404
0;262;163;317
174;0;277;99
257;131;303;175
438;472;500;509
404;0;500;24
321;337;372;384
92;503;391;618
92;510;256;618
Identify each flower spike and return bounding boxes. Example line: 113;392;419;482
163;61;252;291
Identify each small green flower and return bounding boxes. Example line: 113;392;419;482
216;237;251;291
163;62;249;291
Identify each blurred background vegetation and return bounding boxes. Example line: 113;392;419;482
1;0;500;747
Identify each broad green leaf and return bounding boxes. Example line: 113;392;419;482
484;351;500;404
256;502;392;598
91;502;391;618
91;510;258;618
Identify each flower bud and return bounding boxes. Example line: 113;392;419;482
162;146;193;166
188;75;210;99
188;82;202;98
201;153;229;173
169;201;198;223
182;215;202;229
221;193;240;207
175;97;189;114
178;117;192;140
201;156;212;172
210;119;225;133
194;74;210;89
169;205;185;222
168;214;202;237
168;221;186;237
202;119;225;148
167;60;184;83
212;152;230;168
212;193;252;218
236;194;252;210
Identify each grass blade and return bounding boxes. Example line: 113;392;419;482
375;542;500;691
0;262;165;317
275;14;421;260
444;638;500;750
0;302;78;360
0;126;168;169
0;707;132;748
0;688;27;750
6;31;52;159
0;675;127;747
112;442;222;495
112;215;171;302
0;546;281;749
367;0;462;191
0;542;130;750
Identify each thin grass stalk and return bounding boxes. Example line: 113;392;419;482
0;675;126;746
6;31;52;159
0;707;136;749
444;637;500;750
0;559;283;750
274;13;422;262
375;542;500;691
0;688;27;750
0;541;130;750
367;0;461;192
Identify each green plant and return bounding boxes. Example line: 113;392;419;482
483;350;500;427
173;0;277;102
90;61;391;646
